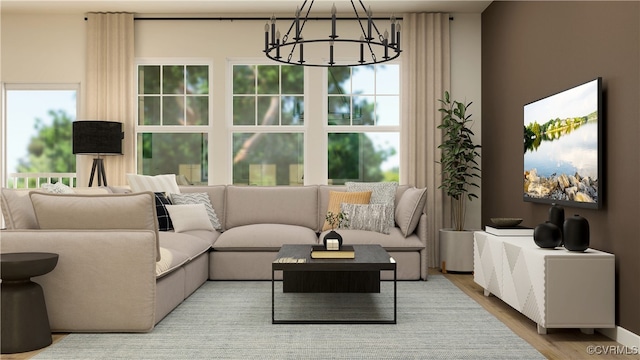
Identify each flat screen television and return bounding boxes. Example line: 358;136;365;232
523;77;603;209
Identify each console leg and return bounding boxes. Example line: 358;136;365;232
537;324;547;335
441;261;447;274
580;328;594;335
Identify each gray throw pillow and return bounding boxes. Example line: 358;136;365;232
341;203;393;235
170;192;222;230
345;182;398;230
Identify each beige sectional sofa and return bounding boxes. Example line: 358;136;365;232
0;183;427;333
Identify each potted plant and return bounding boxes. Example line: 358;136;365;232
437;91;481;272
323;211;349;249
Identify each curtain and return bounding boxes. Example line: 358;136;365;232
79;12;135;187
402;13;450;268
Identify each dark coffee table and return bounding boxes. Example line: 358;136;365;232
272;244;396;324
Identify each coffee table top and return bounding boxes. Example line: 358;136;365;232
273;244;396;271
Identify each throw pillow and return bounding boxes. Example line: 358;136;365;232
395;187;427;237
41;182;75;194
165;204;214;233
341;203;393;235
170;193;221;230
127;174;181;194
345;182;398;230
154;192;173;231
322;190;372;231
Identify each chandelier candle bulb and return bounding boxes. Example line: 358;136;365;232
359;36;364;63
329;41;334;65
295;7;300;39
383;31;389;59
396;24;401;51
270;16;276;45
391;16;396;45
367;6;372;40
331;4;337;38
299;42;304;64
264;23;269;52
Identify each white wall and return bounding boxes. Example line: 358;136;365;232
0;13;483;231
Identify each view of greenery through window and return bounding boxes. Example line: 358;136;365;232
137;64;210;184
5;89;77;187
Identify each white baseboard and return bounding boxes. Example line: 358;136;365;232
598;326;640;348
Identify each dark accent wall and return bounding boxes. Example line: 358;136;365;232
482;1;640;335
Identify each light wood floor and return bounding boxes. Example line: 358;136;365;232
3;270;632;360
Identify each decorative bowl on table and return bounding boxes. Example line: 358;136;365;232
490;217;523;227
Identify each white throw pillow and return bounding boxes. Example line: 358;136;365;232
127;174;181;194
41;182;75;194
165;204;214;233
170;192;222;230
341;203;393;235
346;182;398;230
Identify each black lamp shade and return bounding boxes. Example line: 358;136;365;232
73;121;123;155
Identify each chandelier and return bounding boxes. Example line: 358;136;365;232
264;0;401;67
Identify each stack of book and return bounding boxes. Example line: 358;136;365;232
310;245;355;259
484;225;534;237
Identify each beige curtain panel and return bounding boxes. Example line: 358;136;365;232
79;12;135;187
402;13;450;267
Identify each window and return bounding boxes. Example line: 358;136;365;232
3;85;78;187
326;65;400;184
136;63;210;185
231;64;305;186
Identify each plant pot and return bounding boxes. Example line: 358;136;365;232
439;229;474;273
323;230;343;249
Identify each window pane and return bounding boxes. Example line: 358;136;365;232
376;64;400;95
163;65;184;94
351;66;375;94
139;65;160;94
187;96;209;125
137;132;208;185
233;65;256;94
281;96;304;125
376;96;400;126
6;89;77;187
257;96;280;126
138;96;160;125
232;132;304;186
352;95;375;125
186;65;209;94
328;96;350;125
257;65;279;94
281;66;304;94
327;132;399;185
233;97;256;125
328;67;350;95
162;96;185;125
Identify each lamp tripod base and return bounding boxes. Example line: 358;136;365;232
88;158;107;187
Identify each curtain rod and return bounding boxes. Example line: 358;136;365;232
83;15;456;21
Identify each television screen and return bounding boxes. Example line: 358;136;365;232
523;77;603;209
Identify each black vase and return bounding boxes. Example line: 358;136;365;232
533;221;562;248
548;204;565;244
563;215;589;252
323;230;343;249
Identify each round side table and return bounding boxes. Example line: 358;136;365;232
1;252;59;354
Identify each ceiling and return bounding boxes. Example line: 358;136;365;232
1;0;492;16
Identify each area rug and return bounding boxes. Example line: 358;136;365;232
34;276;544;359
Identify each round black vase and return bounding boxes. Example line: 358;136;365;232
533;221;562;248
323;230;343;249
548;204;565;244
563;215;589;252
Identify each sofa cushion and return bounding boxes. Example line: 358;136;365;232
127;173;180;194
165;204;214;232
340;203;393;234
225;186;318;230
322;190;372;231
1;189;39;229
159;231;213;260
395;187;428;237
321;227;425;251
213;224;318;251
170;192;221;230
154;192;174;231
29;191;161;261
346;182;398;230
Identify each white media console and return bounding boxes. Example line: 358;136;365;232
473;231;615;335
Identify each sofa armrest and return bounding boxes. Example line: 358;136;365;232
0;229;157;332
416;213;428;280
